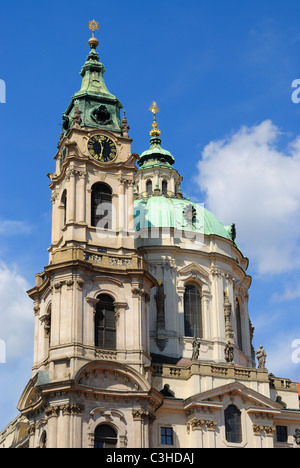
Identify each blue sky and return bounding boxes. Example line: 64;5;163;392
1;0;300;428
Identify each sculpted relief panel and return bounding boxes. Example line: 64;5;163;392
77;368;141;392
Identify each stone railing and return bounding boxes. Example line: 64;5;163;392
50;245;148;272
152;361;270;384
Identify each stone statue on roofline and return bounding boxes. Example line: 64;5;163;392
225;341;234;364
256;344;267;370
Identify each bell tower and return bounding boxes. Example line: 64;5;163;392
49;20;137;256
24;21;156;402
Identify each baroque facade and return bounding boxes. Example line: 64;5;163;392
1;22;300;449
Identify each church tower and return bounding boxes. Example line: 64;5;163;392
17;22;161;449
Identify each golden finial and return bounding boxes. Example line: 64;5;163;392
89;19;100;36
149;101;160;116
88;19;100;48
149;101;161;137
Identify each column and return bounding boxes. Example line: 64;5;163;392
67;168;76;223
118;178;125;234
131;284;143;352
253;425;264;448
177;286;185;338
33;303;40;367
114;302;127;352
51;190;60;243
210;268;225;341
202;290;212;340
77;171;86;223
73;277;84;347
85;297;98;346
205;421;217;448
58;405;71;448
132;410;149;448
187;419;205;448
28;424;36;449
127;180;135;236
45;406;59;448
70;404;83;448
264;426;276;448
51;281;62;346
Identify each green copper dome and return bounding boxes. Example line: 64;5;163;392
139;136;175;167
134;196;234;241
138;105;175;167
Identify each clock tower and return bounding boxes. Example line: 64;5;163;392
18;22;160;449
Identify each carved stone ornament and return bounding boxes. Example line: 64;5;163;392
224;292;235;341
294;429;300;445
132;409;150;421
28;424;36;436
187;419;217;433
253;425;275;436
45;406;60;419
188;418;206;432
155;282;166;330
155;334;168;352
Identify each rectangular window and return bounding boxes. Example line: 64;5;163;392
160;427;174;446
276;425;288;443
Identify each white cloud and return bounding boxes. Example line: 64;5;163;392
0;219;32;236
262;329;300;382
0;260;34;360
272;283;300;302
196;120;300;276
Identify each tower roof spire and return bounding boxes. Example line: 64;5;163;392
138;102;175;167
61;20;123;136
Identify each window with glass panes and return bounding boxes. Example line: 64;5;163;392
225;405;242;443
276;425;288;443
160;427;174;446
184;284;202;338
95;294;116;350
91;183;112;229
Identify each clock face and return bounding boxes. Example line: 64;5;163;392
87;135;117;163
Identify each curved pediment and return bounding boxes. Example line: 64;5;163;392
17;374;44;413
73;360;151;394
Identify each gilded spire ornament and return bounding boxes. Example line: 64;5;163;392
88;19;100;49
149;101;161;137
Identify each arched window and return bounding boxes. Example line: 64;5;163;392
236;299;243;351
146;180;152;195
162;180;168;196
94;424;118;448
45;304;51;346
39;431;47;449
95;294;116;350
225;405;242;443
184;284;202;338
61;190;67;227
91;183;112;229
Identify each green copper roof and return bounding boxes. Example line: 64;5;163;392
134;196;233;241
139;135;175;168
62;34;123;134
